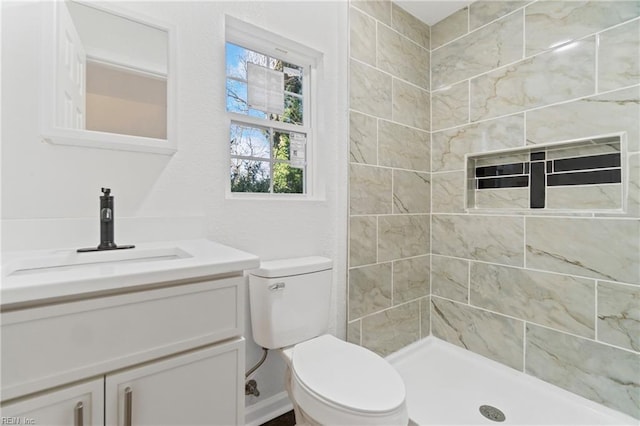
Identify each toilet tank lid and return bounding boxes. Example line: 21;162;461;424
251;256;332;278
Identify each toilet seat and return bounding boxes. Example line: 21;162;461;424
287;335;408;425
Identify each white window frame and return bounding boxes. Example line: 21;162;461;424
225;15;322;199
40;1;178;155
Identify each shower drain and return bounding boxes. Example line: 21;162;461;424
479;405;506;422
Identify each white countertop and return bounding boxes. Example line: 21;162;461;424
1;239;259;307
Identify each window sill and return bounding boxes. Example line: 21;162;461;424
225;192;325;202
43;128;176;156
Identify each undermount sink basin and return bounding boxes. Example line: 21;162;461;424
1;239;260;308
5;246;192;277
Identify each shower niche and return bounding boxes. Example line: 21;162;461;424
465;134;627;213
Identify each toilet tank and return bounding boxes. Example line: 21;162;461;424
249;256;332;349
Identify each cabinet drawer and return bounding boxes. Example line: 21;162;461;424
1;277;243;400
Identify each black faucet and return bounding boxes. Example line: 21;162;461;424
99;187;116;249
77;188;135;252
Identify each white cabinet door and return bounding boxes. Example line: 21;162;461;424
0;379;103;426
105;338;245;426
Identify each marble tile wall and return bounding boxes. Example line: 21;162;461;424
429;0;640;419
348;0;431;356
349;0;639;419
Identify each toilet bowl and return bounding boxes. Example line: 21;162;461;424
283;334;408;425
248;257;408;425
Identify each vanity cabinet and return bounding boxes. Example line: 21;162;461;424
1;275;246;425
2;340;242;425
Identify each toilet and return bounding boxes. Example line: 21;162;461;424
248;256;408;426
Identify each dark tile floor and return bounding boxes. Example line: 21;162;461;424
260;410;296;426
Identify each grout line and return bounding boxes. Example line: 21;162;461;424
466;5;470;34
467;260;472;304
522;321;527;373
355;298;425;322
467;79;472;126
376;16;431;54
523;110;527;147
594;281;599;341
431;80;640;135
429;294;432;336
523;216;527;269
431;3;527;53
432;295;624;354
432;21;632;96
390;253;635;287
594;33;600;94
350;56;430;93
375;117;380;166
391;168;395;213
375;215;379;264
429;211;639;220
351;108;430;133
349;161;430;174
390;259;394;306
419;294;422;338
347;268;351;322
375;21;379;69
430;295;638;354
429;49;433;132
522;7;526;60
355;83;640;138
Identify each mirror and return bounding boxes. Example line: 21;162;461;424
42;1;176;154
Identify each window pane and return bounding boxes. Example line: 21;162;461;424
226;43;303;126
270;94;303;125
226;43;247;79
230;159;271;193
268;57;280;71
226;79;248;113
230;123;270;158
273;163;304;194
247;50;269;69
285;94;303;125
274;131;306;167
226;79;268;118
273;131;290;160
283;63;302;95
226;42;268;80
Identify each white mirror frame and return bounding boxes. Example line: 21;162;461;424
40;1;177;155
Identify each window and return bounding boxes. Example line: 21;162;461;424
225;17;319;196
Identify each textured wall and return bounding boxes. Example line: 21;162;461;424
349;0;640;419
347;1;432;356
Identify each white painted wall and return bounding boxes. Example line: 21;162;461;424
1;0;348;415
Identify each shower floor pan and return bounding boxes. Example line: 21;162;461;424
387;337;636;425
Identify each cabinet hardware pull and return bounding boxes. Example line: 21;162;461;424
124;387;133;426
74;402;84;426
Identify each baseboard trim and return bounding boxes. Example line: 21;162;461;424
245;391;293;426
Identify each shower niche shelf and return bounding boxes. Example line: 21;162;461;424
465;134;626;213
